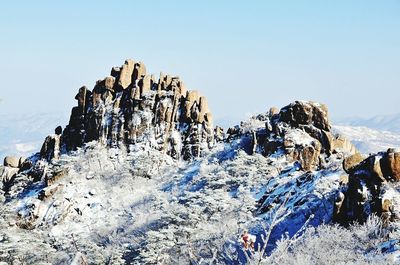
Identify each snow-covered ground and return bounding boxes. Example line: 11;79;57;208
1;112;400;263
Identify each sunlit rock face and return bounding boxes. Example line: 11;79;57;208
226;100;357;171
41;59;214;161
334;148;400;224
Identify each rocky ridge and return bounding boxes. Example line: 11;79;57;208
226;100;357;171
0;59;399;263
42;59;214;161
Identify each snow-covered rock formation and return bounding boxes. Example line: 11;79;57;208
43;59;214;161
0;60;399;264
335;148;400;224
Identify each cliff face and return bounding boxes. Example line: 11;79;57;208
43;59;214;161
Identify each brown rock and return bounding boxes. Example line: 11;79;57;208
186;90;200;104
75;86;90;113
381;150;400;181
178;80;187;96
298;144;320;171
269;107;279;117
339;175;349;185
133;62;146;82
343;152;364;173
4;156;19;168
38;185;60;200
46;168;69;186
279;101;330;131
198;97;209;123
104;76;115;90
140;75;151;95
40;135;61;161
382;198;393;213
118;59;135;89
332;135;357;155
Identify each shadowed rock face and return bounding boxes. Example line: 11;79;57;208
334;148;400;224
40;59;214;161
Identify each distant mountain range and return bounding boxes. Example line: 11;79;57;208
333;125;400;155
338;113;400;133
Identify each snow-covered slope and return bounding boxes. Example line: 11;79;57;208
333;125;400;155
1;60;399;264
0;138;343;264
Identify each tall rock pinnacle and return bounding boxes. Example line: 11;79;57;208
41;59;215;160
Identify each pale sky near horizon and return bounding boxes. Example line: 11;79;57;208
1;0;399;126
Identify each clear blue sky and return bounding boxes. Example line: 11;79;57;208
1;0;399;126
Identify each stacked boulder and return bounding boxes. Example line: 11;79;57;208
227;101;356;171
334;148;400;224
40;59;214;161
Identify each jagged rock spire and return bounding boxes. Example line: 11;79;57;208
41;59;214;160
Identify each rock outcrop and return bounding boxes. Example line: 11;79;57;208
227;101;357;171
4;156;20;168
334;148;400;224
40;59;214;161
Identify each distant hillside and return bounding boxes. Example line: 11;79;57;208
338;113;400;133
0;112;68;161
333;125;400;155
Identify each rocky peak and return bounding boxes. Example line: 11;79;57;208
279;100;330;131
227;101;356;171
41;59;214;161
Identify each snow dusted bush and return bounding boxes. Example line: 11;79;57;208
263;215;397;265
1;139;399;264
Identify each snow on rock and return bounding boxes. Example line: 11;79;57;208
1;60;399;264
43;59;215;163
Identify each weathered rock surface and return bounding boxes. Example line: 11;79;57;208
40;134;60;161
334;148;400;224
343;152;364;173
39;59;214;161
279;101;330;131
4;156;19;168
227;101;357;171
